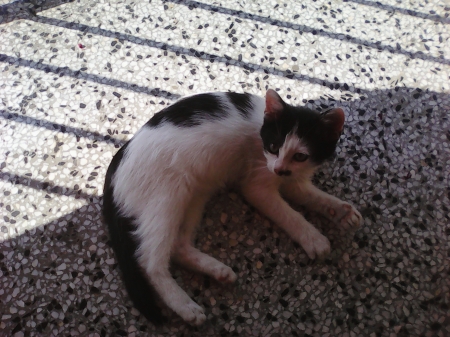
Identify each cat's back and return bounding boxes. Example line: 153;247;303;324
146;92;264;132
113;92;265;199
128;92;264;160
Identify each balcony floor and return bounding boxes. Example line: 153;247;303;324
0;0;449;336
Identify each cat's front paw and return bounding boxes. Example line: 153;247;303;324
177;300;206;326
299;227;330;260
213;265;237;284
327;202;363;230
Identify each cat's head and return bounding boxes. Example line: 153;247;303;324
260;89;345;177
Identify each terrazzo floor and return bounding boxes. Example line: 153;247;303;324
1;0;449;336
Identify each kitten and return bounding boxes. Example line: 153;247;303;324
103;89;362;326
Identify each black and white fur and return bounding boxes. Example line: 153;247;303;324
103;89;362;326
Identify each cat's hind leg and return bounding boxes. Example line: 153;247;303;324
135;199;206;326
173;245;237;284
172;195;237;284
281;181;363;230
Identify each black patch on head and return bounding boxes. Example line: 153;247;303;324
146;93;226;127
260;104;341;165
227;92;253;118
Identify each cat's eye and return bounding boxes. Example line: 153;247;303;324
268;143;279;155
293;153;309;162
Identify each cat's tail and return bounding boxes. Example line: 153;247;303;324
102;145;166;325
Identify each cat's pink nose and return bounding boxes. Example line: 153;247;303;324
274;168;291;176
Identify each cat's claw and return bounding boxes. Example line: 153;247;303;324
213;265;237;284
177;301;206;326
328;202;363;230
299;227;330;260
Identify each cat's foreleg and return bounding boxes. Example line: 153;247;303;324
242;182;330;260
136;205;206;326
281;181;362;230
172;195;237;284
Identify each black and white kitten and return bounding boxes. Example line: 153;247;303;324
103;89;362;326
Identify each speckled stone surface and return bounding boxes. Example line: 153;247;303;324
1;0;449;336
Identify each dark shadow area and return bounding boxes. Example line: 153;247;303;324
32;15;378;97
0;0;73;25
346;0;450;24
1;172;95;200
0;54;180;100
1;85;449;335
0;110;125;146
0;201;135;336
165;0;450;66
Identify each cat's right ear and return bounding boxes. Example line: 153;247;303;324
322;108;345;142
264;89;285;121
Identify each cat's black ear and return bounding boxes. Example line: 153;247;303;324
264;89;285;121
322;108;345;141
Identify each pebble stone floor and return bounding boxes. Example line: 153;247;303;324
0;0;449;336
